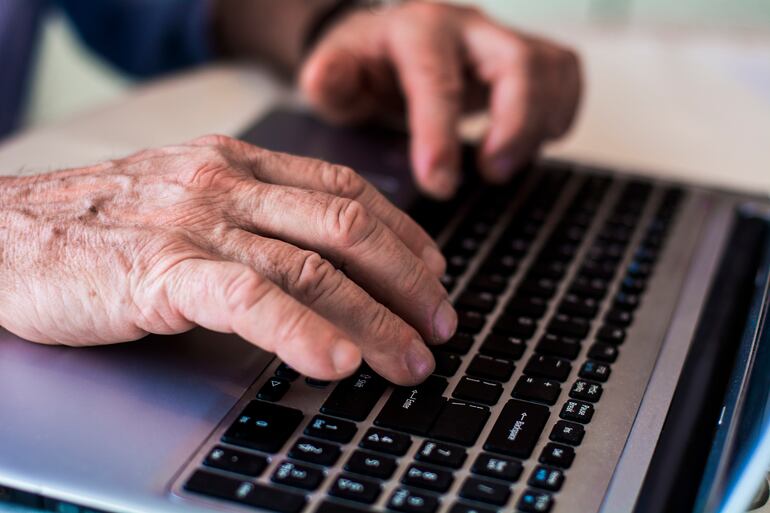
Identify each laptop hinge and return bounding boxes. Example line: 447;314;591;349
633;207;770;513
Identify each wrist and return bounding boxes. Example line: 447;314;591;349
213;0;355;75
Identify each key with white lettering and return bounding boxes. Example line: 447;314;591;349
375;376;447;435
401;463;454;492
484;399;550;458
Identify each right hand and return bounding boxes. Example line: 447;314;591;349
0;135;456;385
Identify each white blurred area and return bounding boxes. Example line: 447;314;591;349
25;0;770;128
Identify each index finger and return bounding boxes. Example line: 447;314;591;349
386;11;464;199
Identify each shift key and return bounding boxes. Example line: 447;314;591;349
375;376;447;435
484;399;549;458
322;366;387;421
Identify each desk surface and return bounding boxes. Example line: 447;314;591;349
1;26;768;196
1;24;770;513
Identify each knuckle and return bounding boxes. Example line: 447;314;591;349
400;257;431;300
408;1;447;21
326;197;376;248
223;268;269;314
191;133;236;148
322;164;366;199
287;251;341;304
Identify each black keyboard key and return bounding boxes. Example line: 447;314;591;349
305;377;331;388
493;314;538;339
621;276;646;294
316;501;369;513
560;399;594;424
524;354;572;382
185;470;305;513
482;253;519;275
626;260;652;279
569;276;608;299
441;274;456;292
275;362;299;381
469;273;509;294
304;415;357;443
429;400;490;446
528;466;564;491
447;254;470;276
547;314;590;339
360;428;412;456
459;477;511;506
387;487;438;513
471;453;523;482
614;291;641;311
466;354;515;382
569;380;603;402
449;503;496;513
559;293;599;318
271;460;324;490
204;446;267;477
416;440;467;469
580;260;617;281
518;489;554;513
506;295;548;318
329;474;382;504
597;325;626;345
457;291;497;314
479;334;527;360
549;420;584;446
458;311;486;334
375;376;447;436
439;333;475;355
453;376;503;406
322;366;387;421
222;401;303;453
433;351;462;377
529;261;567;280
604;308;633;327
484;399;549;458
536;333;581;360
588;342;618;363
518;277;558;299
511;375;561;405
345;450;397;479
539;443;575;469
288;437;340;466
402;463;454;492
579;360;611;382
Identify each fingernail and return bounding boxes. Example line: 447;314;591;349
430;168;459;199
433;300;458;342
331;340;362;375
421;245;446;277
405;342;434;382
490;156;514;181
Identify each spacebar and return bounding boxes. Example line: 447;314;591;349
185;470;306;513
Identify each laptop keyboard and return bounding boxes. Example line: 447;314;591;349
182;164;683;513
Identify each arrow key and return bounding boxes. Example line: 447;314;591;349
257;377;290;402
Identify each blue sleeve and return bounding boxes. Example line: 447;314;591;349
54;0;214;77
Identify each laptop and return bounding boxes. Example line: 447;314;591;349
1;108;769;513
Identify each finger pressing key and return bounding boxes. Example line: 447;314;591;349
161;258;362;380
220;231;436;384
232;183;457;344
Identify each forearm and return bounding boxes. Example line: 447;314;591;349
212;0;350;75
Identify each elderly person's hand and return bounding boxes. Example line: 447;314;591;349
0;136;455;385
300;2;581;198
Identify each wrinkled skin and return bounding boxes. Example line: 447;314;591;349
301;1;581;198
0;136;457;385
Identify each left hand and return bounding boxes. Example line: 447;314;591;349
300;1;582;199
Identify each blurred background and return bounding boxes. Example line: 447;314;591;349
25;0;770;129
